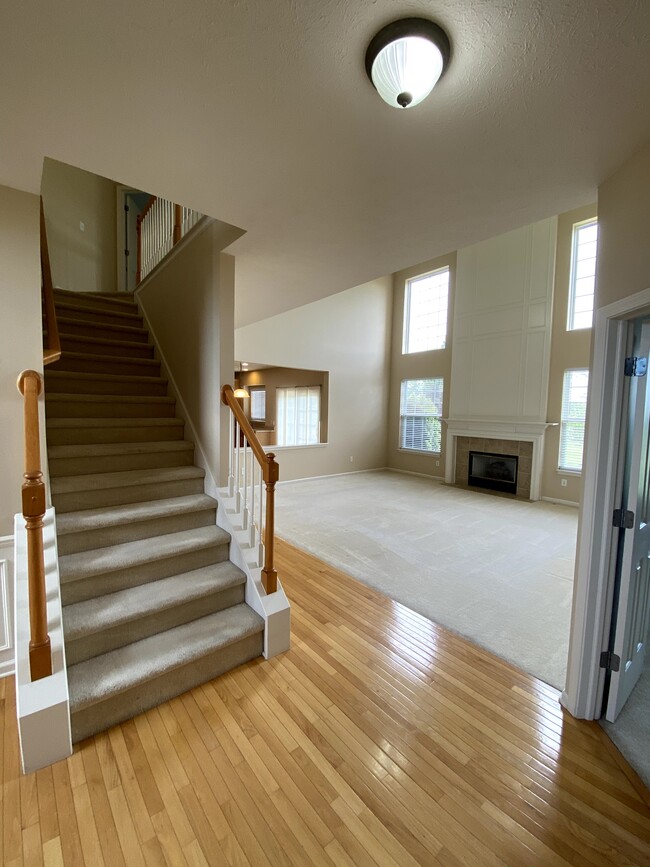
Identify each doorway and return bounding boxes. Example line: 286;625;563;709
115;186;150;293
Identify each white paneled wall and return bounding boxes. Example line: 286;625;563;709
451;218;557;422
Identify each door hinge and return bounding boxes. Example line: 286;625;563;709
600;651;621;672
624;356;648;377
612;509;634;529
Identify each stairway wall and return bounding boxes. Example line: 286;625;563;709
137;221;242;490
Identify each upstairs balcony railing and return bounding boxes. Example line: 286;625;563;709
222;384;279;594
136;196;202;284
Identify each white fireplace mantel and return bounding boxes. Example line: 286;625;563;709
442;418;558;501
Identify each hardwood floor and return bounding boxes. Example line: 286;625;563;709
2;539;650;866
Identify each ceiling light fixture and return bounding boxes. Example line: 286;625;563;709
365;17;450;109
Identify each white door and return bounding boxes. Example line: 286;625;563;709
605;323;650;721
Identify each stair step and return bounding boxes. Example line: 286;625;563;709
46;416;184;446
68;603;263;741
59;332;155;359
45;393;176;419
55;493;216;553
49;351;161;377
63;561;246;664
51;464;203;511
44;370;168;397
49;440;194;477
59;524;230;603
54;316;150;343
54;289;139;313
53;300;143;327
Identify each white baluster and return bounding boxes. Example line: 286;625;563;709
228;411;235;496
235;421;241;513
250;458;257;548
242;437;249;531
258;470;265;567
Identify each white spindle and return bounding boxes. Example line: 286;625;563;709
250;458;257;548
258;470;265;567
228;412;235;496
242;438;249;530
235;421;241;512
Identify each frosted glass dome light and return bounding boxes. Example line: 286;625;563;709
365;18;450;109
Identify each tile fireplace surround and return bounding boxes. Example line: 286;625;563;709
443;420;556;501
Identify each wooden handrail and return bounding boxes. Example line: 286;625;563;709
40;198;61;366
17;370;52;681
222;384;279;593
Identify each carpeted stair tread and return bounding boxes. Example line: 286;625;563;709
63;561;245;640
53;300;143;324
59;525;230;582
59;331;154;355
51;350;160;369
55;315;149;340
53;288;139;310
46;393;175;406
48;440;194;460
56;494;217;536
45;370;168;394
68;603;263;712
51;464;203;495
47;416;183;430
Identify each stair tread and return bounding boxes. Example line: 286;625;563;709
63;562;245;639
47;417;183;429
59;525;230;582
48;440;194;459
56;494;216;535
59;331;154;351
54;289;139;310
52;464;203;494
53;301;142;323
46;393;175;405
51;350;160;367
68;603;263;712
45;370;166;386
55;315;148;337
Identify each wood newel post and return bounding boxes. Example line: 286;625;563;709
136;214;143;285
17;370;52;681
262;454;279;594
173;203;182;245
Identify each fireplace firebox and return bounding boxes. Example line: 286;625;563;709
468;451;518;495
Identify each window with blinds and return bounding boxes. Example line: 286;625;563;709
250;387;266;421
559;369;589;471
276;386;321;446
399;378;444;453
403;267;450;354
567;219;598;331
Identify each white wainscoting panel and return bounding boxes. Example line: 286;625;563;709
0;535;14;677
451;217;557;423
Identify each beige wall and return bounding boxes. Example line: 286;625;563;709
543;204;596;502
235;278;393;482
239;367;329;444
596;141;650;310
387;253;456;478
41;158;117;294
0;185;43;535
137;222;243;486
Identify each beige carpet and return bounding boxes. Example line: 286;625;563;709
276;470;578;689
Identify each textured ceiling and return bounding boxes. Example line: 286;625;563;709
1;1;649;326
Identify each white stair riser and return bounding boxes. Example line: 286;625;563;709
47;422;184;446
57;507;216;555
45;399;176;419
53;476;204;512
70;632;262;743
61;543;230;604
65;583;245;665
60;335;154;359
50;448;194;477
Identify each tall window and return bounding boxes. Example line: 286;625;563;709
276;386;321;446
559;369;589;471
403;267;450;354
567;219;598;331
399;378;444;453
249;386;266;421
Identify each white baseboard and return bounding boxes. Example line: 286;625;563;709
277;467;388;486
541;496;580;508
385;467;446;482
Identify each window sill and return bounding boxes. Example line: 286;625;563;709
397;448;442;456
557;468;582;476
264;443;328;451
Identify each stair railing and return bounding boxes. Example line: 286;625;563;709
222;384;279;594
136;195;202;284
17;370;52;681
40;198;61;366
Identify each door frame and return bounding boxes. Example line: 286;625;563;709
562;285;650;719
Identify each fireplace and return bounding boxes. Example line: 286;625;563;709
468;450;518;495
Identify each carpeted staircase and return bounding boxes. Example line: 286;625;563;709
45;288;263;742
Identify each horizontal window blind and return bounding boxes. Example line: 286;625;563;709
250;387;266;421
568;220;598;331
403;268;450;354
559;369;589;471
277;386;320;446
399;378;443;452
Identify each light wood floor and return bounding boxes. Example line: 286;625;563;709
2;540;650;866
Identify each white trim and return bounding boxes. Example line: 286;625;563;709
541;496;580;508
0;560;9;653
562;286;650;719
385;467;446;481
277;467;388;486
